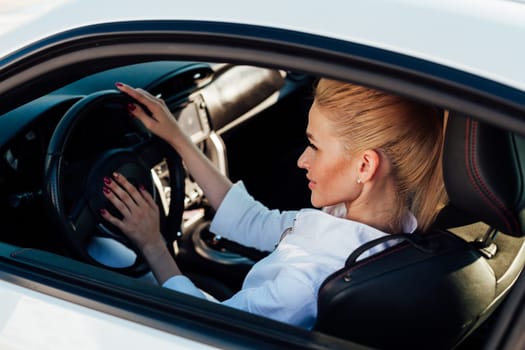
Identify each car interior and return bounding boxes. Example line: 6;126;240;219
1;58;524;349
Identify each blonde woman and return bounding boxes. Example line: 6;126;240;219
100;78;446;329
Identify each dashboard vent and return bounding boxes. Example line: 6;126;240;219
147;64;214;102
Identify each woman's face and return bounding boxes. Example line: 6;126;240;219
297;101;361;208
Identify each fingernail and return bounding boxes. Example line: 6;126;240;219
139;184;145;191
100;209;107;215
115;82;123;87
113;172;119;178
103;186;111;194
127;103;136;111
103;176;111;185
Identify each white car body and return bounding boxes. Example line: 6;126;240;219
1;1;525;349
0;280;215;349
1;0;525;90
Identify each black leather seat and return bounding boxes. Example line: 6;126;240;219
314;112;525;350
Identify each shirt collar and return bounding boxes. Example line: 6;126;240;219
322;203;418;233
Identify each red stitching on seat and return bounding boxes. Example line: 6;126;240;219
329;242;412;283
465;119;519;234
323;232;447;286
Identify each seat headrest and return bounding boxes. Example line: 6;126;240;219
443;112;525;236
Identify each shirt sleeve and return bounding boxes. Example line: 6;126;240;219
162;270;316;329
162;275;218;302
209;181;298;252
222;270;317;329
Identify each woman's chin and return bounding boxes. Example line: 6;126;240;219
310;195;322;209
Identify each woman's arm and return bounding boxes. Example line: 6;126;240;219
101;82;234;284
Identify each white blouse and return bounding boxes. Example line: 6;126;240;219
163;182;417;329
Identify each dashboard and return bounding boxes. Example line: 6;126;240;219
0;60;292;262
173;94;211;144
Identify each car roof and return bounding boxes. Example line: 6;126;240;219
1;0;525;91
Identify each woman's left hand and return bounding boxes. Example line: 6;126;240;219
100;172;163;253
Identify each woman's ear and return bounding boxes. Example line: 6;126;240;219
357;149;381;182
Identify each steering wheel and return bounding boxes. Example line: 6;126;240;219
44;90;185;277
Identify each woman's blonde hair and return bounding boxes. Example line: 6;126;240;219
315;78;447;231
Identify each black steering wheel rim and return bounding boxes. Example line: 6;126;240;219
44;90;185;276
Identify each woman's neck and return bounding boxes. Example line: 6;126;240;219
345;175;402;234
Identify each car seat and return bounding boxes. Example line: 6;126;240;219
314;112;525;349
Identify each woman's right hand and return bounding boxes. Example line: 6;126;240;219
115;82;185;146
116;81;233;211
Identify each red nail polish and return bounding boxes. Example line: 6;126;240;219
115;82;123;87
139;184;145;191
103;186;111;194
127;103;136;111
103;176;111;185
100;209;107;215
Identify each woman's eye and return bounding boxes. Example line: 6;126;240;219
307;141;318;151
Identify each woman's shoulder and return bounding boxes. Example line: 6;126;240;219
281;208;388;265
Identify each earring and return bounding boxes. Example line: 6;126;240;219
357;179;362;184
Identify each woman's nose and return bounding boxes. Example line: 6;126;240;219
297;148;309;169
